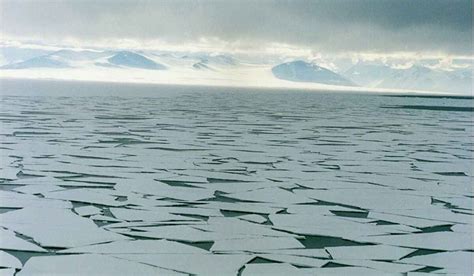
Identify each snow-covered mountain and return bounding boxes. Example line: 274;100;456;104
0;47;54;66
344;62;472;94
1;50;239;71
0;46;471;94
192;61;214;70
1;49;109;69
1;50;168;70
379;66;471;94
1;55;71;69
105;51;166;70
343;61;394;87
272;60;355;86
51;49;108;61
181;53;238;71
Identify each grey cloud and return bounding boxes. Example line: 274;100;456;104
0;0;472;55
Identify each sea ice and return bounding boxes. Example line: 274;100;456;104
17;254;182;275
0;208;128;248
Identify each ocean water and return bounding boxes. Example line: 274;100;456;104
0;79;473;275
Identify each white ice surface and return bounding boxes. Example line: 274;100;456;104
18;254;184;275
0;208;128;248
400;251;474;274
359;232;471;251
326;245;415;261
0;250;22;269
0;268;15;276
0;228;46;252
74;205;102;217
113;253;253;275
211;237;304;252
243;263;303;275
61;239;207;254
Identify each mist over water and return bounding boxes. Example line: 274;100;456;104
0;79;473;274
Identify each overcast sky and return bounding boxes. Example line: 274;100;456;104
0;0;472;56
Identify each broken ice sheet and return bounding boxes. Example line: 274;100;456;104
192;181;281;194
4;176;112;188
103;220;206;232
110;225;228;242
114;180;215;201
226;187;314;204
331;259;423;273
295;188;432;210
113;253;253;275
256;254;328;268
109;208;199;222
0;228;46;252
238;214;267;224
242;263;306;276
0;268;16;276
435;196;473;210
2;83;473;275
308;266;404;275
156;173;209;184
89;214;122;222
74;205;102;217
326;245;415;261
211;237;304;252
13;184;63;195
0;250;23;269
60;239;207;254
143;206;223;218
368;212;452;228
451;223;472;234
254;248;330;259
200;202;282;215
0;166;20;181
0;207;128;248
17;254;184;276
269;214;408;239
375;207;472;225
43;189;128;207
359;232;472;251
191;170;265;183
194;217;299;238
0;190;71;209
400;251;474;275
285;204;367;216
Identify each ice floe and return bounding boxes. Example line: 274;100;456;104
1;84;472;274
18;254;183;275
0;208;128;248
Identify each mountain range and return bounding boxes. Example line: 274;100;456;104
0;47;471;94
343;61;472;94
272;60;354;86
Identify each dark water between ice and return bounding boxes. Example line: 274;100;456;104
0;79;473;275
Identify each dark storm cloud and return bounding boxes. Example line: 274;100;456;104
0;0;472;54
